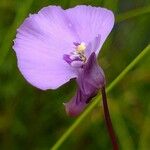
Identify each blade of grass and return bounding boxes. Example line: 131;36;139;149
0;5;150;67
51;44;150;150
0;0;34;66
116;5;150;22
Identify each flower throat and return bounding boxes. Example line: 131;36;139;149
63;42;87;68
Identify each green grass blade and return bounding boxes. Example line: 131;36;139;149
51;44;150;150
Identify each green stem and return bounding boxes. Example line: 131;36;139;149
51;44;150;150
116;5;150;23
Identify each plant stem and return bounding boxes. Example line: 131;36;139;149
51;44;150;150
101;87;119;150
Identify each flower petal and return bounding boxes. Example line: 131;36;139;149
64;89;88;117
85;34;101;58
64;53;105;116
13;6;79;90
77;52;105;95
66;5;115;54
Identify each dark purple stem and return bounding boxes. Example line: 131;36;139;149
101;86;119;150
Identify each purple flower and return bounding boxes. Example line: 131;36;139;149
13;5;114;117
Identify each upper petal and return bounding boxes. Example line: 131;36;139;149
65;5;115;55
13;6;79;90
85;34;101;58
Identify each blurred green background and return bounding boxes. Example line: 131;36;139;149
0;0;150;150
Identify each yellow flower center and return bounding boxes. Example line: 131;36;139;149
74;42;86;62
76;42;86;54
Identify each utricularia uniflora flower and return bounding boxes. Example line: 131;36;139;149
13;5;114;117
